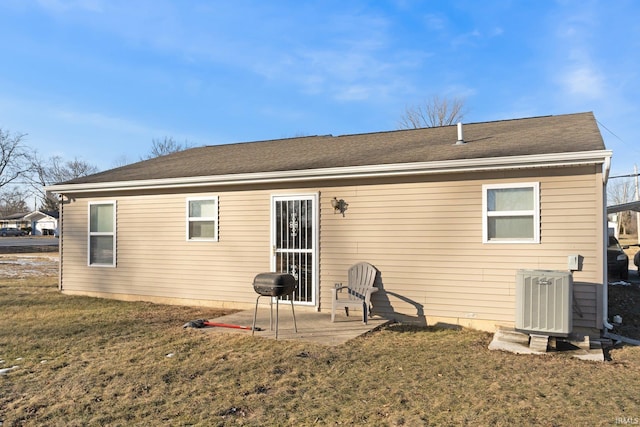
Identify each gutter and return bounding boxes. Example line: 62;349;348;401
602;155;611;185
602;155;615;331
46;149;613;194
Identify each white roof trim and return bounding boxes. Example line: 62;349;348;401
46;149;612;194
23;210;56;220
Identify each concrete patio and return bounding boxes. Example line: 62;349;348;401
194;305;391;346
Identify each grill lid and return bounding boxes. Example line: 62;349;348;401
253;272;296;297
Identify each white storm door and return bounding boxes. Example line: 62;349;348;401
271;194;317;306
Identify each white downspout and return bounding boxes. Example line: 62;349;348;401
602;156;614;331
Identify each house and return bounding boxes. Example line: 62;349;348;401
0;211;59;235
46;112;613;336
607;201;640;239
24;210;59;236
0;212;29;230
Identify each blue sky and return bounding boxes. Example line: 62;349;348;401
0;0;638;176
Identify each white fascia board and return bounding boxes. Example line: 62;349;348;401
46;149;612;194
23;211;45;220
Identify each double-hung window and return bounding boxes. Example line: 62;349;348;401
482;182;540;243
88;201;116;266
187;197;218;241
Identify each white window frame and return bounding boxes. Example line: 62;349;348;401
88;201;116;267
186;196;219;242
482;182;540;244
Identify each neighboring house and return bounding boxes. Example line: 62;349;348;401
0;212;29;230
607;201;640;239
46;112;613;336
0;211;59;235
24;210;59;236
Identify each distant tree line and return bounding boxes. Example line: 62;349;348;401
0;129;193;217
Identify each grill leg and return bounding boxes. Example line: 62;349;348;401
253;293;297;339
290;298;297;333
252;295;262;336
269;297;273;331
275;298;279;339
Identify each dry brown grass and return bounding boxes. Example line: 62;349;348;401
1;256;640;426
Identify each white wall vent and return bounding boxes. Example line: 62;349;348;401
515;270;573;336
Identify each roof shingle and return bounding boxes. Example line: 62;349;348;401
63;112;605;185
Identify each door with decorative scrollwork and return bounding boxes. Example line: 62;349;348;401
271;195;317;306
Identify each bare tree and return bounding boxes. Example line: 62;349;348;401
0;128;30;191
0;187;30;217
398;95;466;129
31;155;99;211
608;178;633;205
111;154;131;168
58;157;99;180
141;137;193;160
607;178;635;235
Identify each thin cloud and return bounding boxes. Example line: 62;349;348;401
30;2;427;105
335;85;373;102
423;13;447;31
559;66;605;99
547;4;608;102
37;0;104;13
246;11;419;103
53;108;154;136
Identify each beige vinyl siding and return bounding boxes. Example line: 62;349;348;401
59;164;604;332
61;191;272;305
319;165;604;331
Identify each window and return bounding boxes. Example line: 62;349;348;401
482;182;539;243
187;197;218;241
88;201;116;266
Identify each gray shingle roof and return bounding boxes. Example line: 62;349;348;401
63;112;605;185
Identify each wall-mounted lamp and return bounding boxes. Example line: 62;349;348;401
331;197;348;217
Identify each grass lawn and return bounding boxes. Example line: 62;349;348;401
1;257;640;426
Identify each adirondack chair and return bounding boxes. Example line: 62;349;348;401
331;262;379;324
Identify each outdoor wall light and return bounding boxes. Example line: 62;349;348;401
331;197;348;217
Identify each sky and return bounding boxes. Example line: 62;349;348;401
0;0;639;177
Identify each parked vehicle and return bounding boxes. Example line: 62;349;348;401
0;227;26;237
607;236;629;280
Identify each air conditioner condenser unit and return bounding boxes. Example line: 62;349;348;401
515;269;573;337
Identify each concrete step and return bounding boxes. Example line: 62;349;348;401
529;334;549;352
494;327;529;345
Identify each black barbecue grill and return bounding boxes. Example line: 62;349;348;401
251;273;298;339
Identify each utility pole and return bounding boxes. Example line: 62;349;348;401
633;165;640;246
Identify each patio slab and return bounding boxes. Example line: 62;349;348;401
193;306;391;346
